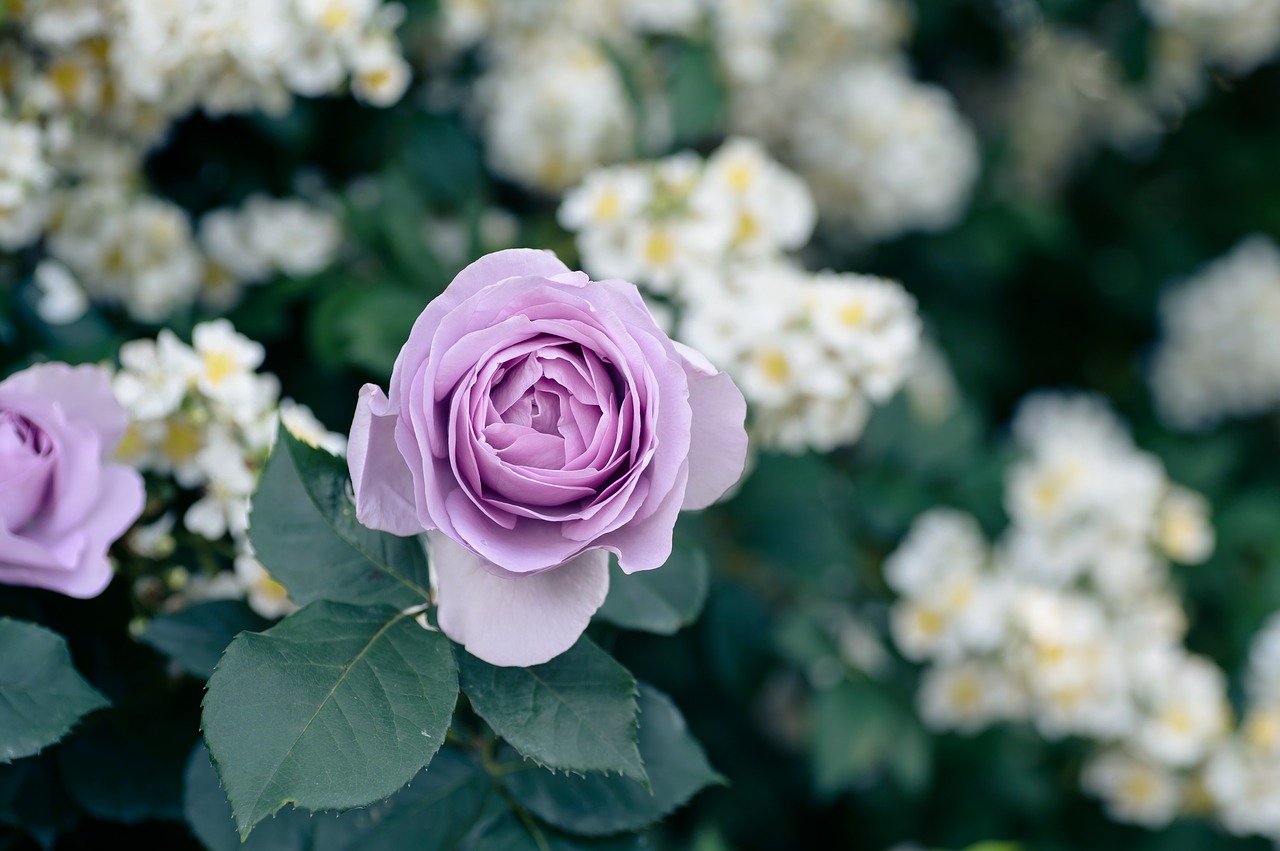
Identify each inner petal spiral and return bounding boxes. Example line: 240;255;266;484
0;410;55;531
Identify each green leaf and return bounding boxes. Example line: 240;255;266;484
309;283;430;377
201;601;458;838
141;601;270;680
313;749;494;851
809;678;929;797
596;543;709;635
503;684;723;837
887;716;933;796
0;618;108;763
57;691;194;824
249;428;431;609
0;757;79;843
669;40;727;146
458;638;645;783
185;743;317;851
187;744;493;851
465;811;649;851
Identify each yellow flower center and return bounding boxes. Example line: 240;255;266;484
115;424;147;461
361;68;393;91
1159;706;1195;736
1245;711;1280;751
320;3;353;31
949;677;982;710
912;606;944;638
163;421;202;464
725;161;756;193
757;349;790;384
838;301;868;327
643;231;675;267
203;351;238;386
593;189;621;221
49;59;85;99
1120;772;1157;805
255;572;290;602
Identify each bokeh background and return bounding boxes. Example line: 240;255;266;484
4;0;1280;849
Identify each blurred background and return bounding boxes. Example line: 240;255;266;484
4;0;1280;848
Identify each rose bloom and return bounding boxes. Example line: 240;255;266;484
0;363;145;597
349;249;747;665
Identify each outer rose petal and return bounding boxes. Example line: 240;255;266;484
438;249;573;314
348;384;423;536
428;532;610;667
0;362;129;450
674;342;749;510
34;466;141;597
389;249;572;405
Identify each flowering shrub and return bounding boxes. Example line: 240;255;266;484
3;1;1280;850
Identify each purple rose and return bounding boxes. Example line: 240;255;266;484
349;249;747;666
0;363;145;597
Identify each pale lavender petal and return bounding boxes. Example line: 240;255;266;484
493;431;565;470
68;464;144;562
435;249;572;315
348;384;424;536
0;425;54;531
444;489;583;571
429;532;609;667
597;460;688;574
37;413;104;539
389;250;570;405
674;342;748;510
0;525;85;571
0;362;129;450
0;464;142;597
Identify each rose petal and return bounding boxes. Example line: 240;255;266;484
9;401;106;540
0;464;142;597
388;250;571;407
0;362;129;451
348;384;425;536
429;531;609;667
595;459;687;574
674;341;749;510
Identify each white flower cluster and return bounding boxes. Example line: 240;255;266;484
998;27;1161;194
709;0;910;88
561;138;921;452
113;320;346;618
37;185;341;323
1;0;400;323
1150;236;1280;432
717;4;978;241
886;393;1226;829
785;61;980;241
441;0;977;241
436;0;659;193
1141;0;1280;77
198;194;344;308
1202;613;1280;842
0;118;54;249
9;0;410;130
560;138;816;294
476;32;635;193
682;261;920;452
113;319;346;543
438;0;702;53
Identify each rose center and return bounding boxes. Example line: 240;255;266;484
0;409;56;532
482;343;617;473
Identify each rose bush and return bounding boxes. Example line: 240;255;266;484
0;363;145;597
348;248;748;665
